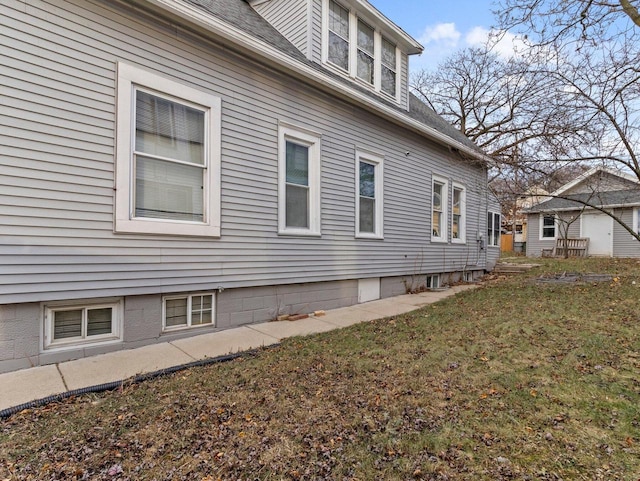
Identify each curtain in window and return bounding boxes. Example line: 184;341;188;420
134;90;205;222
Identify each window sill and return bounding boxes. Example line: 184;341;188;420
355;233;384;240
43;336;122;352
115;218;221;238
162;323;215;334
278;229;322;237
431;238;448;243
451;239;466;245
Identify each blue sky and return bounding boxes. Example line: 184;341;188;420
369;1;499;72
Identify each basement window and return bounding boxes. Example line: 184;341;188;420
44;300;123;350
163;293;215;331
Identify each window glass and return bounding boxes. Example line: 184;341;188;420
191;295;213;326
328;1;349;70
87;308;114;336
542;214;556;238
433;181;444;238
285;141;310;228
452;187;462;239
359;161;376;233
134;90;205;222
165;298;188;327
381;38;396;96
53;310;83;340
357;21;374;84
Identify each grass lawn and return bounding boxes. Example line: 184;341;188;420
1;258;639;480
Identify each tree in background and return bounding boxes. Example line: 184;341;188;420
413;0;640;243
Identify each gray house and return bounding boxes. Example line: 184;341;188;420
0;0;499;373
526;168;640;257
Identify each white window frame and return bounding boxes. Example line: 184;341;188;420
355;150;384;239
162;292;216;332
426;274;440;289
539;213;557;240
115;62;222;237
43;299;123;351
431;175;448;243
633;207;639;236
278;123;322;236
451;183;466;244
488;211;501;247
321;0;401;102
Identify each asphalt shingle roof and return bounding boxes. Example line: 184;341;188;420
528;189;640;212
184;0;481;156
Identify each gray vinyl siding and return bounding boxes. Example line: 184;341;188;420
613;209;640;257
0;0;490;304
526;212;581;257
400;52;409;109
252;0;309;56
310;0;323;63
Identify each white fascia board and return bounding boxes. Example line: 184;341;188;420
142;0;487;164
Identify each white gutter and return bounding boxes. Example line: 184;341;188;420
142;0;492;165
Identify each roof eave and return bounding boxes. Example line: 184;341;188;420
141;0;486;163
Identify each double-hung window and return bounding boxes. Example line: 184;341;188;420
380;37;397;97
356;150;383;238
488;211;501;247
327;0;350;70
278;124;321;236
540;213;556;239
432;176;448;242
323;0;400;100
452;184;466;243
356;20;375;85
44;300;122;350
115;62;221;237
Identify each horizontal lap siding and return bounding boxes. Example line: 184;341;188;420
613;209;640;257
0;0;489;304
253;0;308;55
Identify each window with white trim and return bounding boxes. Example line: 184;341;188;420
633;208;639;236
278;124;322;236
44;300;122;350
452;184;466;243
356;151;383;238
432;176;448;242
115;62;221;237
488;211;501;247
323;0;401;100
163;293;215;331
540;213;557;239
426;274;440;289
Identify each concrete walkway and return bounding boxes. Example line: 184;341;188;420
0;285;477;412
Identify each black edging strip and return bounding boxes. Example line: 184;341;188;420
0;345;279;420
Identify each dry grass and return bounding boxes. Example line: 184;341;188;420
1;258;639;480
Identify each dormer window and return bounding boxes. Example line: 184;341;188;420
328;1;349;70
381;37;396;96
356;20;374;84
323;0;402;102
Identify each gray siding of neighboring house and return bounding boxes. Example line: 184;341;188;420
252;0;310;56
526;212;580;257
612;209;640;257
0;0;491;306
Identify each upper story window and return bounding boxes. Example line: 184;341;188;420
357;20;374;85
328;0;349;70
115;63;221;237
323;0;401;101
381;38;397;96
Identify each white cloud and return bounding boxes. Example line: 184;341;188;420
418;22;461;46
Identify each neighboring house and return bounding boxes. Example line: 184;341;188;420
526;167;640;257
501;186;549;253
0;0;498;373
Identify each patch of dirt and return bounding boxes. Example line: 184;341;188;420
534;272;613;284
